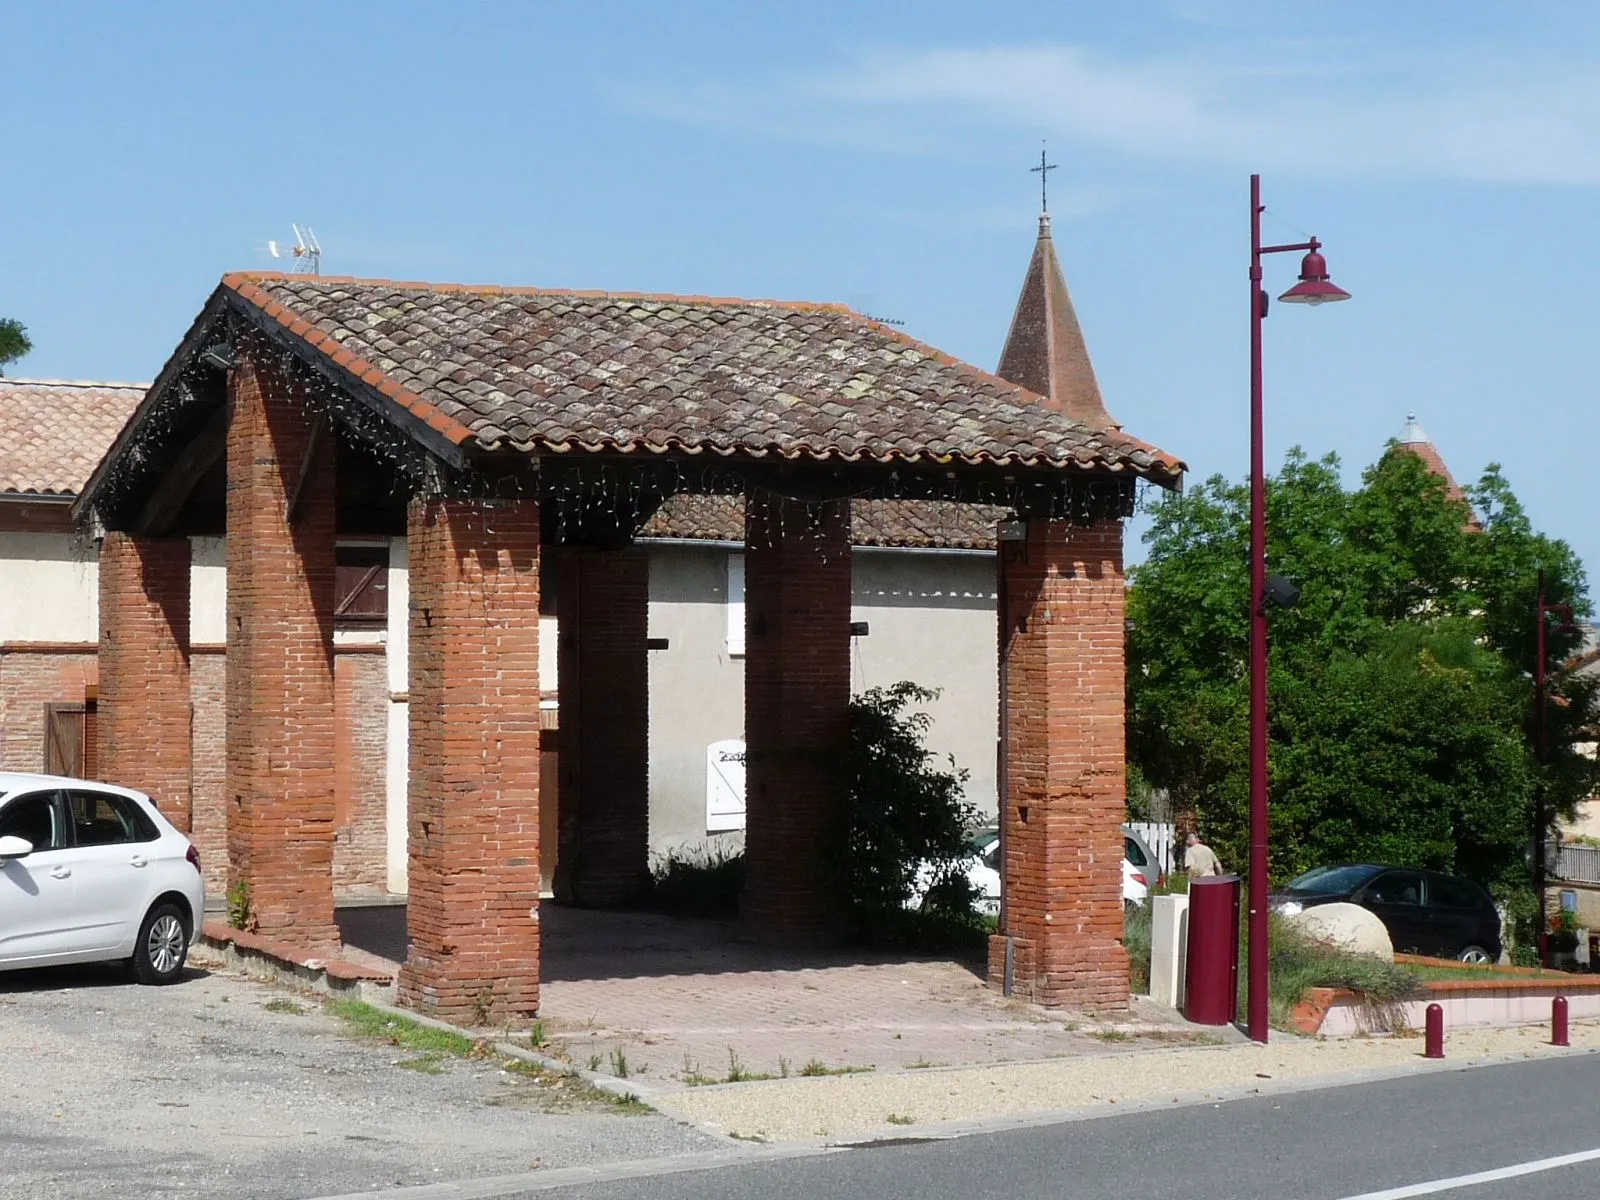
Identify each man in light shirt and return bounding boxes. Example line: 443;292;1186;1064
1184;832;1222;878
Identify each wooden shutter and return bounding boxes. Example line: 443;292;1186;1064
43;703;86;778
335;545;390;624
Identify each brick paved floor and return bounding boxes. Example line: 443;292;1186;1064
336;905;1218;1092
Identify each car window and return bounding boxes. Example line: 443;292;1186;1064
1123;837;1149;868
1367;871;1424;906
0;791;64;851
67;790;158;847
1286;865;1383;894
1428;875;1482;910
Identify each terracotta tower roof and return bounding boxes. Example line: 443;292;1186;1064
996;213;1118;430
1395;412;1480;530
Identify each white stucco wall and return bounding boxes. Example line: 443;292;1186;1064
0;532;97;643
189;536;227;644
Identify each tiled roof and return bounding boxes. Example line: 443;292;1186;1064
0;379;146;496
642;495;1006;550
1395;413;1479;531
223;274;1182;481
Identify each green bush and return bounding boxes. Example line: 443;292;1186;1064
1124;902;1153;993
644;842;744;918
835;682;978;938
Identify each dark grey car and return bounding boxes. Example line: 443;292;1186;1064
1270;864;1502;963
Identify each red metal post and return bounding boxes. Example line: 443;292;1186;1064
1424;1003;1445;1058
1247;173;1270;1044
1552;996;1569;1047
1535;568;1549;968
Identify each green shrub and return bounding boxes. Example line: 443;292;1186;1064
1124;901;1153;994
643;842;744;918
1258;913;1426;1028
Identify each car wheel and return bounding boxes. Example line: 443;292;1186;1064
130;902;190;985
1457;945;1493;965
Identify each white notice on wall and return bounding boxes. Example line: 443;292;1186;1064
706;738;746;832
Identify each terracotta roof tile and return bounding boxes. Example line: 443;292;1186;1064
222;274;1182;481
642;495;1006;550
0;379;147;496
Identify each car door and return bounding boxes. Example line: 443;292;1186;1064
61;789;160;954
1424;874;1488;958
0;789;76;964
1359;870;1430;954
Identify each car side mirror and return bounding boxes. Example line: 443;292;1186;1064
0;835;34;860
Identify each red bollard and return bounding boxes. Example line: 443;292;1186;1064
1424;1002;1445;1058
1553;996;1570;1047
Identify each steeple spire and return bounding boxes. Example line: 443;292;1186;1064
995;171;1117;429
1393;411;1479;530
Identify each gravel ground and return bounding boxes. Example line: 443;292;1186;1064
659;1018;1600;1143
0;952;719;1200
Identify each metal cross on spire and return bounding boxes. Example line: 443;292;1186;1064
1030;144;1057;214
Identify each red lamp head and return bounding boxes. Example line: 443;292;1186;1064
1278;239;1351;305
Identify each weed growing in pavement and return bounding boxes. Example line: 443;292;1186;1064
778;1056;791;1078
885;1114;915;1126
471;988;494;1027
680;1055;718;1087
725;1047;749;1083
328;1000;475;1057
225;879;254;932
263;998;306;1016
1090;1030;1134;1044
527;1020;549;1050
586;1053;603;1072
905;1058;947;1069
798;1059;875;1077
609;1046;630;1079
728;1131;768;1143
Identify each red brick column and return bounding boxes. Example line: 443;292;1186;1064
553;546;650;907
989;518;1129;1009
225;347;340;950
97;533;192;828
398;496;543;1022
741;494;851;941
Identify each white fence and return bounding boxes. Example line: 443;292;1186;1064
1128;820;1177;877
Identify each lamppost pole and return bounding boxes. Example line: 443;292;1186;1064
1245;174;1350;1044
1247;175;1270;1044
1535;567;1548;967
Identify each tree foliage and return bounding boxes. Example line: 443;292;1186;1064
1128;445;1596;895
0;318;30;375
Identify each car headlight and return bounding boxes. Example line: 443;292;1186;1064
1277;901;1303;917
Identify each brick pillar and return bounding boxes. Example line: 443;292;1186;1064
553;546;650;907
225;348;340;949
741;494;851;941
97;533;192;829
989;518;1129;1009
398;496;542;1022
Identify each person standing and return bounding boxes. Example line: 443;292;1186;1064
1184;832;1222;878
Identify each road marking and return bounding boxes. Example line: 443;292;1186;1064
1336;1146;1600;1199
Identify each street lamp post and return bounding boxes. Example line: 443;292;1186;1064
1533;568;1575;967
1246;174;1350;1044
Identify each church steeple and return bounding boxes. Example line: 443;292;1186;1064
1394;411;1480;530
996;210;1119;430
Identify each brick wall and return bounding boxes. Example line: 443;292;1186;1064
97;533;192;830
741;494;852;941
225;344;340;950
0;649;95;772
397;496;543;1023
554;546;649;907
190;649;228;899
334;649;390;896
989;518;1129;1009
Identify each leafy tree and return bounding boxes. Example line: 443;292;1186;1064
0;318;30;375
1128;445;1596;899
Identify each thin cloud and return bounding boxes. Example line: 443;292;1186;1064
646;42;1600;187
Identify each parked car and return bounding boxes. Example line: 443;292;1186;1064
0;773;205;983
1269;863;1502;963
913;825;1162;916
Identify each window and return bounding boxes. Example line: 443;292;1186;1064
67;791;157;847
335;545;390;624
1367;871;1423;906
1123;837;1149;868
1428;876;1481;910
0;792;64;851
725;553;745;657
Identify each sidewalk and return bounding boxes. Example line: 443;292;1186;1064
657;1019;1600;1143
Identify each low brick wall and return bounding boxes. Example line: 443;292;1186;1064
1292;969;1600;1036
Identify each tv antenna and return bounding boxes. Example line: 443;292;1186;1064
266;225;323;275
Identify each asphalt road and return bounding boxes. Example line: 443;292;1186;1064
315;1051;1600;1200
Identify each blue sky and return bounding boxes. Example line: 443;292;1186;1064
4;1;1597;574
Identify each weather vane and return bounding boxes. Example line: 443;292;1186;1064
1030;143;1057;214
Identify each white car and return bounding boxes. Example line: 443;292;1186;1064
0;773;204;983
914;825;1163;915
